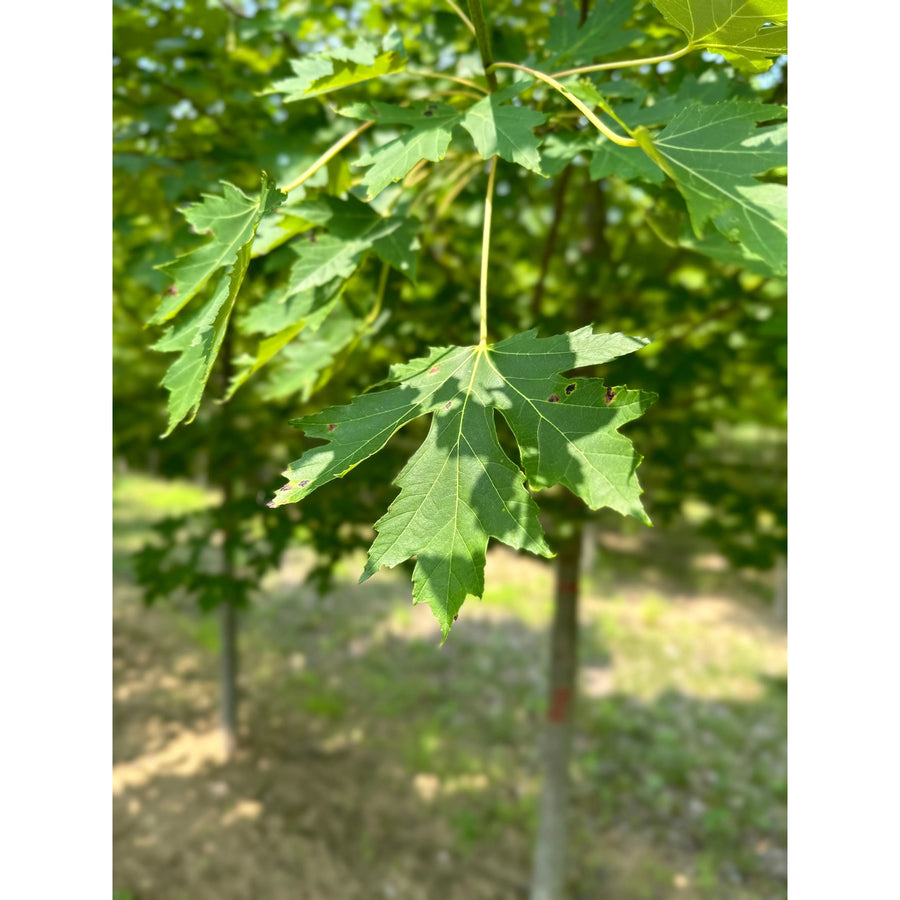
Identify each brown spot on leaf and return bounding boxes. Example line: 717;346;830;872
428;366;440;375
164;285;178;297
423;109;433;117
565;383;576;395
605;388;616;405
327;423;337;432
444;401;452;410
299;480;310;488
453;615;458;621
548;394;560;403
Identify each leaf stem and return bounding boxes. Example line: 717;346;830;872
467;0;499;91
280;120;375;194
443;0;476;35
551;44;693;78
436;157;483;218
488;62;638;148
367;261;390;325
479;157;497;347
407;69;490;94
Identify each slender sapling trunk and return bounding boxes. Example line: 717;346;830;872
531;520;582;900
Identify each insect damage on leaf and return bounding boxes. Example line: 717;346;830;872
270;327;656;639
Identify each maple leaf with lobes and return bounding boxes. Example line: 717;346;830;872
270;328;656;638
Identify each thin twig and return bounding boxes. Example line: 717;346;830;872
280;120;374;194
551;44;692;78
407;69;490;94
443;0;476;34
479;157;498;346
489;62;638;147
467;0;499;91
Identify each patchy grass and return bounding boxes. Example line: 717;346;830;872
114;473;786;900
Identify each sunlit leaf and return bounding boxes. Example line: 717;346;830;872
268;31;407;102
653;0;787;72
635;100;786;275
270;328;655;637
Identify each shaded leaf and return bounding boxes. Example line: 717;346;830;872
260;307;367;403
539;132;664;184
340;99;463;200
294;194;420;278
226;277;346;400
544;0;642;69
270;328;655;637
634;100;786;275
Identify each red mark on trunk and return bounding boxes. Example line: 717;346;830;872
548;686;572;723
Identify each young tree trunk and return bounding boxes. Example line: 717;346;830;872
215;328;240;759
530;521;582;900
773;554;787;624
219;598;239;758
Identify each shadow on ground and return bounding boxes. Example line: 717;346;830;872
114;515;786;900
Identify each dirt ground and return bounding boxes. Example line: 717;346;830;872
114;540;787;900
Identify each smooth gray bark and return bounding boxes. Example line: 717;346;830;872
219;599;239;758
530;524;582;900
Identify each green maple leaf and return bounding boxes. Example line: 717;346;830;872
340;100;464;200
539;132;665;184
259;307;365;403
544;0;642;69
269;328;656;638
653;0;787;72
634;100;787;275
226;277;346;401
293;194;420;279
226;197;418;400
151;174;284;434
460;86;547;174
151;174;284;325
268;29;406;102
